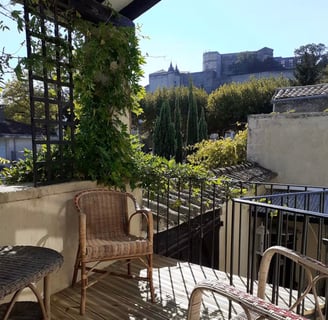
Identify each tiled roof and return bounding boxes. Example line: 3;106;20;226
212;161;276;183
144;162;276;229
0;120;32;135
272;83;328;101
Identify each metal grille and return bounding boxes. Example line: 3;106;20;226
23;0;75;186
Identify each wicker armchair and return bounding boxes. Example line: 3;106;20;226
72;189;155;315
187;245;328;320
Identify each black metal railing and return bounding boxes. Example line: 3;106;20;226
143;176;229;268
143;179;328;317
233;187;328;317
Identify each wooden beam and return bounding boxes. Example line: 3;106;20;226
70;0;134;26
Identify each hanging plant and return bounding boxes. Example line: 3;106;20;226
72;18;146;189
7;1;146;188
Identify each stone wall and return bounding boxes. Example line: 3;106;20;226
247;112;328;186
225;70;294;85
273;97;328;112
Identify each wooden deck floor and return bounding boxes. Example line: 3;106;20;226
50;255;323;320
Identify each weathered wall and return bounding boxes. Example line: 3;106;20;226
0;181;143;298
225;70;294;84
273;97;328;112
247;112;328;186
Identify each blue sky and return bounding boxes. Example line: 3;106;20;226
136;0;328;85
1;0;327;86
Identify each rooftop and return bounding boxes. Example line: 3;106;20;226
212;161;276;183
272;83;328;102
0;119;32;136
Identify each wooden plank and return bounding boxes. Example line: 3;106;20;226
50;255;325;319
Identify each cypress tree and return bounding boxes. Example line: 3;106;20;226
198;107;208;141
186;81;199;146
174;95;183;163
153;101;176;159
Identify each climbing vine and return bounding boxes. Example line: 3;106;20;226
72;17;146;188
4;1;146;188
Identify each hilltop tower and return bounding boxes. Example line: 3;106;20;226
203;51;222;77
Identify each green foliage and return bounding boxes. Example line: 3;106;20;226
198;107;208;141
174;96;183;163
207;77;290;135
132;142;213;195
1;146;74;184
139;86;208;141
134;149;244;206
71;20;146;189
321;65;328;83
1;149;34;184
0;4;14;87
187;129;247;169
5;4;146;189
0;157;9;164
2;76;58;124
186;81;199;146
153;101;176;159
294;43;328;85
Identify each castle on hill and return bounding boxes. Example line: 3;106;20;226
146;47;295;93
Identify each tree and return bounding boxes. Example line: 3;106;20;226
0;3;24;87
198;107;208;141
153;101;176;159
187;129;247;169
0;5;11;86
294;43;328;85
207;77;290;135
321;65;328;83
186;81;199;146
2;76;57;124
174;95;183;163
139;86;208;142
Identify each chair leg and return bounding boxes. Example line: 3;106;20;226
72;246;81;287
80;261;87;315
148;254;155;302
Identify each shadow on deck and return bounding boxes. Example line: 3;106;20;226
51;254;323;319
51;255;229;319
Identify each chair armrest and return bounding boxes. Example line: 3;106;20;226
258;245;328;318
187;279;307;320
128;208;153;242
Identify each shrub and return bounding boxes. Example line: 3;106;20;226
186;129;247;169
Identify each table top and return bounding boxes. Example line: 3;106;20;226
0;245;63;299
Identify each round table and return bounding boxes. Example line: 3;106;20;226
0;245;63;320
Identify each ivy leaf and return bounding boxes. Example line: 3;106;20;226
11;10;24;32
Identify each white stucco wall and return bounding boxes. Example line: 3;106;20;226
0;181;143;299
247;112;328;186
0;135;32;160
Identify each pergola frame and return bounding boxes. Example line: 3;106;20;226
23;0;76;186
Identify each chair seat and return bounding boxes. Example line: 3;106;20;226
85;236;152;260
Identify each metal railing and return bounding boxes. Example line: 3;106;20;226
143;179;328;317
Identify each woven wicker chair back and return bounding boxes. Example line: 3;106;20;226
75;189;134;239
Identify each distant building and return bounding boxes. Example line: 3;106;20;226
146;47;295;94
0;105;33;162
0;105;47;162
